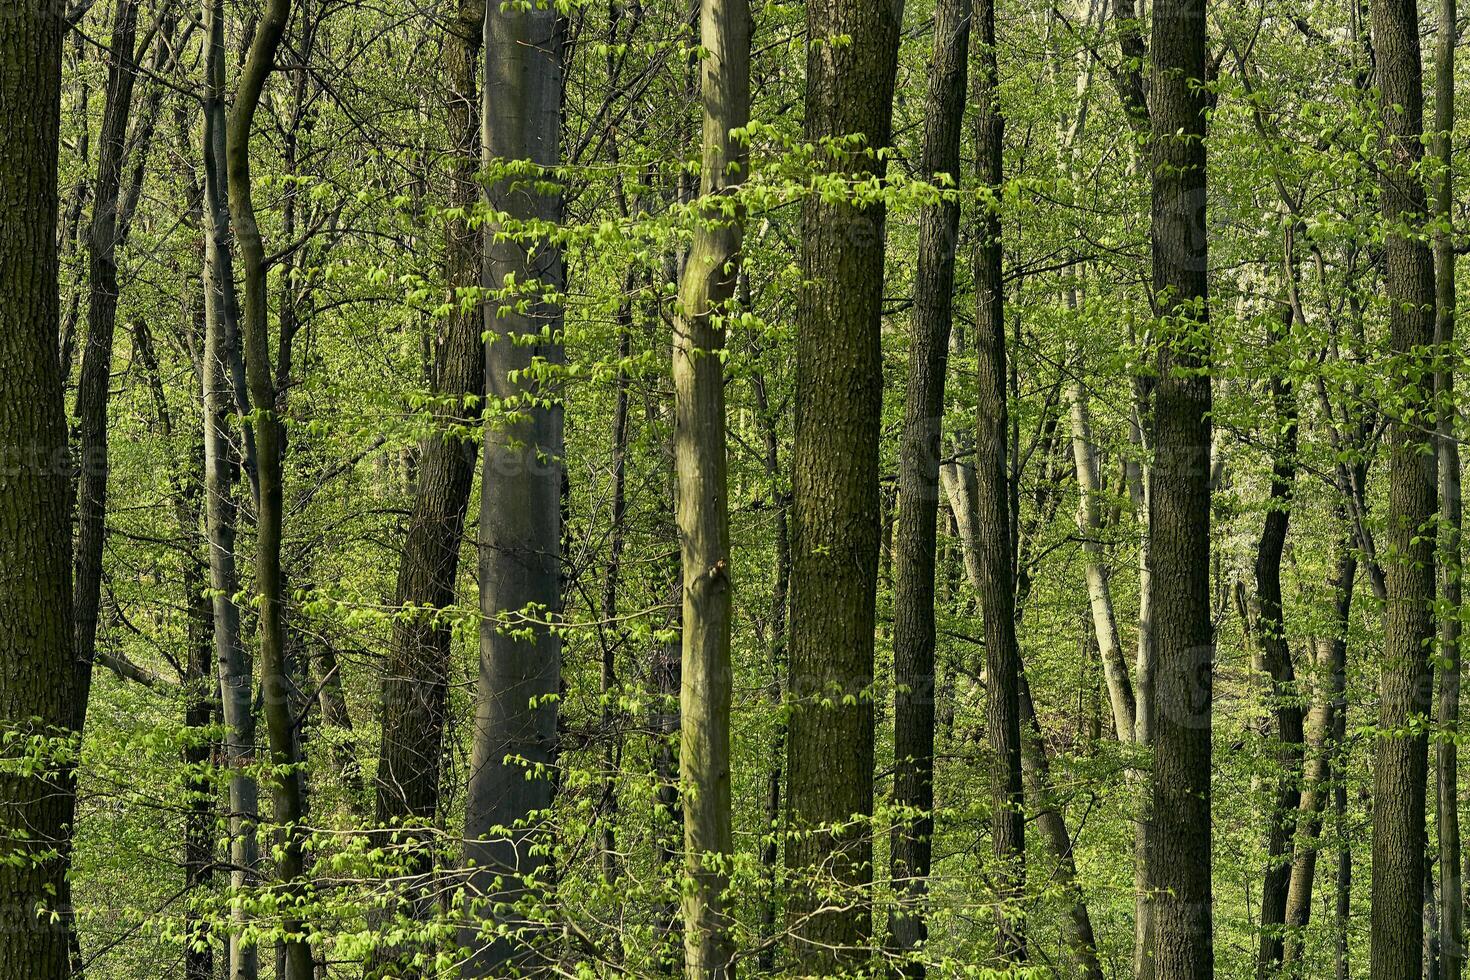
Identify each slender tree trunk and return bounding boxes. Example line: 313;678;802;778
785;0;903;971
1334;688;1352;980
372;0;485;957
1066;377;1137;741
890;0;971;970
201;7;260;980
1434;1;1463;974
0;0;76;973
598;275;631;883
182;450;217;980
460;4;566;973
1019;677;1105;980
940;459;1105;977
226;0;312;973
1370;2;1439;977
972;0;1025;958
1253;290;1302;978
1147;0;1214;976
1280;529;1356;969
60;3;143;966
748;353;789;975
73;0;140;727
1111;1;1158;966
674;0;749;974
133;303;219;980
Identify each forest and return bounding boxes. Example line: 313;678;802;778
4;0;1467;976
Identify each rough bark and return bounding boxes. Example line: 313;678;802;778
0;0;76;973
1147;0;1215;976
1370;2;1439;977
460;4;566;973
674;0;749;974
889;0;971;970
973;0;1025;958
372;0;485;947
226;0;313;972
784;0;903;971
1434;1;1463;973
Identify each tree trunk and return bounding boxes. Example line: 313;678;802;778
134;303;219;980
972;0;1025;959
1370;2;1439;977
940;460;1105;977
1280;529;1356;969
890;0;971;970
0;1;76;974
1147;0;1214;976
372;0;485;957
1253;291;1301;978
674;0;749;975
460;4;566;973
1019;677;1105;980
201;5;261;978
226;0;312;972
1066;377;1137;741
748;352;789;975
785;0;903;971
598;275;631;883
1434;1;1463;974
73;0;140;730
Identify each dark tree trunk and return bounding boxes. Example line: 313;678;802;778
73;0;140;736
890;0;971;970
0;0;76;974
1369;2;1439;978
1253;290;1301;977
372;0;485;957
226;0;312;972
1146;0;1214;977
972;0;1026;960
784;0;903;971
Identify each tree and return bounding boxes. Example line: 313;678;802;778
1247;285;1300;977
200;1;261;976
674;0;750;974
373;0;486;937
1146;0;1214;976
970;0;1026;959
890;0;971;968
73;0;141;731
460;3;566;971
785;0;904;971
1432;0;1462;972
1369;0;1439;977
0;0;75;974
226;0;313;971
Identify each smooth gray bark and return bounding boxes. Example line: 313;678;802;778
460;4;566;973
